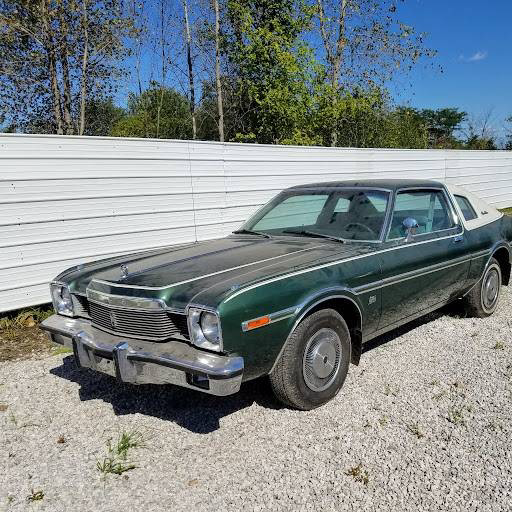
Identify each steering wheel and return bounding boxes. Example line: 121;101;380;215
344;222;377;237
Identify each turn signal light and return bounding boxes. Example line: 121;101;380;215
246;316;270;330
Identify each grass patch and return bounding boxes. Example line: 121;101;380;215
500;207;512;216
346;463;369;485
492;340;505;350
406;422;425;439
0;305;54;362
378;415;388;426
51;345;73;356
447;407;465;425
383;383;399;397
27;490;44;502
97;431;143;476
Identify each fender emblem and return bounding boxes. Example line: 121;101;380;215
120;264;129;279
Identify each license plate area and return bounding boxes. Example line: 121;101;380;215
132;361;188;386
73;338;116;377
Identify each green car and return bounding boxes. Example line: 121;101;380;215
41;179;512;409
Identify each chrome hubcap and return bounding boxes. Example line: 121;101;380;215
302;328;342;392
482;267;500;311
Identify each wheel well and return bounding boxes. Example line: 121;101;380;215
492;247;511;286
307;297;363;365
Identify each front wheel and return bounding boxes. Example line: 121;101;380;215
463;257;502;317
269;308;351;410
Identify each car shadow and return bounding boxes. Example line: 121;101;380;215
50;301;465;433
50;357;281;434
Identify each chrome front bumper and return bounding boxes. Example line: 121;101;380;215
40;315;244;396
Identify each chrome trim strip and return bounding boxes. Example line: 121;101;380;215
241;306;299;332
353;249;490;295
224;230;469;303
85;289;186;312
89;245;323;291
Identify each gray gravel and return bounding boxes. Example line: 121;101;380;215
1;290;512;512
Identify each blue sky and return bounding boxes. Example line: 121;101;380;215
395;0;512;139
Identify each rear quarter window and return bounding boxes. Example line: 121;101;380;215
454;195;478;221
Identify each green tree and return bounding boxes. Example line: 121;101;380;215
314;0;436;146
465;135;497;150
82;98;125;136
222;0;318;144
111;85;193;139
419;108;466;148
504;116;512;150
0;0;134;135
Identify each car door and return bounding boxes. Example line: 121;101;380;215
377;187;470;330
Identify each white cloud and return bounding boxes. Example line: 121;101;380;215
459;51;488;62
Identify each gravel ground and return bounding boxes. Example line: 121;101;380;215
1;290;512;512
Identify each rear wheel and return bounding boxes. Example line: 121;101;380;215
269;308;351;410
463;258;502;317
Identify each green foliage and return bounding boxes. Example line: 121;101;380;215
83;98;125;137
419;108;467;148
465;135;497;150
97;431;143;476
312;88;428;148
1;0;498;151
111;86;192;140
0;0;135;134
223;0;318;144
505;116;512;150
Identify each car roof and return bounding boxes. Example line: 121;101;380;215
288;179;445;192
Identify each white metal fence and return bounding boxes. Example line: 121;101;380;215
2;133;512;312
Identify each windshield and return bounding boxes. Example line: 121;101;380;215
242;188;390;241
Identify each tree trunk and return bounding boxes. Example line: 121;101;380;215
58;4;74;134
156;0;165;139
41;0;64;134
213;0;224;142
79;0;89;135
317;0;347;147
182;0;196;139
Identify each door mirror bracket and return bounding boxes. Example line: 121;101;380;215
402;217;419;243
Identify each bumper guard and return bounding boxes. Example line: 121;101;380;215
40;315;243;396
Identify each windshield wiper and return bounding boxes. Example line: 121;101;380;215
282;229;345;243
232;229;272;239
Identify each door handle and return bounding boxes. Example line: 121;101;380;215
453;235;463;243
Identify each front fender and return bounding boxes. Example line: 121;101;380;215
218;282;365;381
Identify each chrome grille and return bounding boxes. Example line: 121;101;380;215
88;301;189;341
73;294;90;318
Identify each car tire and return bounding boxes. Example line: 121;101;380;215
269;308;351;410
463;257;502;318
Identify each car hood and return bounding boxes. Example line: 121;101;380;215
61;236;376;309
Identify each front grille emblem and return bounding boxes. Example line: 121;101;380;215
109;311;117;329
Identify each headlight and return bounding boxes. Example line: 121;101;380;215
50;282;74;317
187;307;222;351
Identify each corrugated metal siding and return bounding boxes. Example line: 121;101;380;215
1;133;512;312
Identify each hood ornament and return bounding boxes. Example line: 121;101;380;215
120;264;129;279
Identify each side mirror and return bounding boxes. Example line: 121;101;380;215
402;217;419;243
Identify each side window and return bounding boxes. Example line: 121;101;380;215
389;189;455;239
252;195;328;230
454;195;478;221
